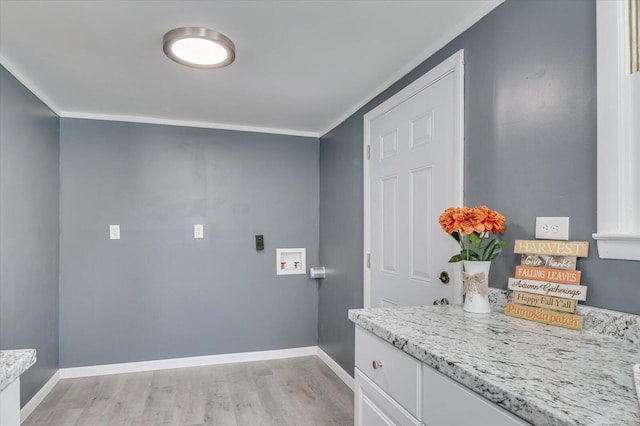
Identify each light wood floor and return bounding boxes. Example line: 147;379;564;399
23;356;354;426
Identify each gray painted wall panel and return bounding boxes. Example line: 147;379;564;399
0;66;60;406
318;0;639;375
59;119;319;367
318;117;363;376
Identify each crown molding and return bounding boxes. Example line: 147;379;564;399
0;53;61;115
60;111;320;138
3;1;503;140
1;54;319;138
318;0;504;137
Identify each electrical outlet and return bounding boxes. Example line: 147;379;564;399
194;224;204;239
535;217;569;240
109;225;120;240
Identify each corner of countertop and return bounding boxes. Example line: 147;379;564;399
0;349;37;392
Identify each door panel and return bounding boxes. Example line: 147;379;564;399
410;110;434;148
410;166;432;282
380;176;398;274
381;129;399;159
366;52;463;308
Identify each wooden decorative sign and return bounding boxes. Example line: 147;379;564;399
514;265;581;284
512;291;577;313
505;303;583;330
507;278;587;301
521;254;577;270
514;240;589;257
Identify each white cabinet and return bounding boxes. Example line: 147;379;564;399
355;369;421;426
421;364;528;426
354;326;530;426
0;378;21;426
355;327;421;425
355;326;422;417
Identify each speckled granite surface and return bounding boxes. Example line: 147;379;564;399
0;349;36;392
349;297;640;426
634;365;640;406
488;287;640;344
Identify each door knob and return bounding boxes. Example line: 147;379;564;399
372;360;383;369
439;271;450;283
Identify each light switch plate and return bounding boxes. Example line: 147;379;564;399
194;224;204;239
109;225;120;240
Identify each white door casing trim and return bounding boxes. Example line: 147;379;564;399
363;50;465;308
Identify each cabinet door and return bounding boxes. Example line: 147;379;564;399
0;378;21;426
355;327;421;417
355;368;421;426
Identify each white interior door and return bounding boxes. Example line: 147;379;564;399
364;51;464;308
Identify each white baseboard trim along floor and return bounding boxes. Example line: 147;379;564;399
20;346;353;423
20;370;60;423
316;347;354;391
58;346;318;379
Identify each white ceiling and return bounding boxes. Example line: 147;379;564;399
0;0;502;137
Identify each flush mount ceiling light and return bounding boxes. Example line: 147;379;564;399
163;27;235;69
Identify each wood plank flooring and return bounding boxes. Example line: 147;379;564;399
23;356;354;426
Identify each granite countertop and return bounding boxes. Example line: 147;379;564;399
0;349;36;392
349;303;640;426
634;364;640;406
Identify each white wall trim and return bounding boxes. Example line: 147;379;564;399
21;346;353;420
363;50;465;308
0;54;318;138
59;112;320;138
593;0;640;261
590;234;640;261
59;346;318;379
0;54;61;115
20;370;60;423
316;347;354;391
319;1;503;136
2;2;504;140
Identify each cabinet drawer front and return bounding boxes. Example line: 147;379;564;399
355;369;421;426
355;327;421;418
421;364;530;426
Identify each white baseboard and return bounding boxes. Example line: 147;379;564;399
21;345;352;421
59;346;318;379
316;347;354;391
21;370;60;423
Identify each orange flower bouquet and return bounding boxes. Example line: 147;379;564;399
438;206;506;263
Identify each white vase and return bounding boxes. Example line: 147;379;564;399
462;260;492;314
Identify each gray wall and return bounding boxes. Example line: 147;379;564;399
318;117;363;374
0;66;60;406
59;119;319;367
318;0;640;376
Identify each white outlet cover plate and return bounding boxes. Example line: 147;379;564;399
109;225;120;240
535;217;569;240
194;224;204;239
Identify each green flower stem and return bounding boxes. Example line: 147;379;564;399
448;231;506;263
